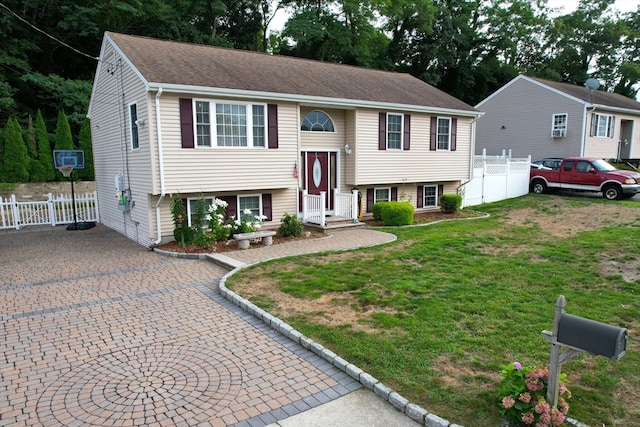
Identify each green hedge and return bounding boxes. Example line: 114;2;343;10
381;201;414;226
439;194;462;213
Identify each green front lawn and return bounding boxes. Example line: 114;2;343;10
227;194;640;426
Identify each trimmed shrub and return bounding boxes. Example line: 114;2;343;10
381;201;414;226
372;201;389;221
278;212;304;237
440;193;462;213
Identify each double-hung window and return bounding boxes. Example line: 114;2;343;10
591;113;615;138
195;100;266;148
129;102;139;150
552;114;567;138
387;114;403;150
238;195;261;219
422;185;438;207
187;197;214;227
437;118;451;150
374;188;391;204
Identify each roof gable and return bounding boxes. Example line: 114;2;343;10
103;32;477;113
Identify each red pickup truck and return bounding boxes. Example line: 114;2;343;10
530;157;640;200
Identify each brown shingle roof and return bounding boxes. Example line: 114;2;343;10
531;77;640;112
106;32;477;113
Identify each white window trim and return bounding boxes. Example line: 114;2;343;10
436;117;451;151
423;185;438;207
551;113;568;138
386;113;404;150
238;194;263;218
593;113;614;138
301;110;336;133
193;99;268;148
186;197;215;227
374;187;391;204
128;101;140;150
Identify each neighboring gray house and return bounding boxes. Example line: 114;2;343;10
88;32;482;247
475;75;640;161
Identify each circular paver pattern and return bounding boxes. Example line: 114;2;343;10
37;344;243;426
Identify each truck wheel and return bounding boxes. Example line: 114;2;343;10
531;180;547;194
602;184;622;200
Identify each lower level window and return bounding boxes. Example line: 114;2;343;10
423;185;437;207
374;187;391;203
238;195;261;218
188;197;214;227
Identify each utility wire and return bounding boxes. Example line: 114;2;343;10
0;1;99;61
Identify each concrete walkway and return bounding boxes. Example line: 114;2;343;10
0;224;435;427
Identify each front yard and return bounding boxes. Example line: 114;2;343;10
226;194;640;426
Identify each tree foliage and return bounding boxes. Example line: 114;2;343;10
1;118;30;182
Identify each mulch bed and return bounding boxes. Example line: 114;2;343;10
154;210;483;254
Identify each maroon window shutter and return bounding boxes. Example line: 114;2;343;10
451;118;457;151
181;198;188;221
391;187;398;201
366;188;374;212
268;104;278;149
220;196;237;219
438;184;444;199
179;98;194;148
403;115;411;150
416;186;423;208
261;194;272;221
378;112;386;150
430;116;437;151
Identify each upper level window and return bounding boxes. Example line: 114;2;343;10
301;111;334;132
195;100;266;147
437;118;451;150
129;102;139;150
591;113;614;138
552;114;567;138
374;187;391;204
387;114;403;149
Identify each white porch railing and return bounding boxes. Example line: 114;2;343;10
302;189;359;227
0;192;99;230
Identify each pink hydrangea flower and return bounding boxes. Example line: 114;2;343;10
550;408;566;425
519;392;531;403
521;412;535;424
514;361;522;370
535;401;551;414
502;395;516;408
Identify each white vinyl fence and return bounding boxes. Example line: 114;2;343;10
462;155;531;207
0;192;99;230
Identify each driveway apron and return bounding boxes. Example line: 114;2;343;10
0;225;363;427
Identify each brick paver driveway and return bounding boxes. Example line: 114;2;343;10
0;225;360;426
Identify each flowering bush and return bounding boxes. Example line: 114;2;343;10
233;208;267;234
205;198;233;243
497;362;571;426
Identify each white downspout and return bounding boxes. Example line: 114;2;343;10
154;87;165;245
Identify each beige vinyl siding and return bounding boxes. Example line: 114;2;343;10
354;109;472;185
152;188;299;243
584;111;639;159
159;97;299;194
343;110;356;189
475;78;584;159
363;181;461;213
91;42;155;246
300;108;345;149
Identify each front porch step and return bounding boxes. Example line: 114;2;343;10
304;216;366;231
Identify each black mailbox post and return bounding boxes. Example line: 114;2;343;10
557;313;627;360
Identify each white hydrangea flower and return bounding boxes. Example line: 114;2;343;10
243;208;252;215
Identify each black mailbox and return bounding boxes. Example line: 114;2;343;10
557;313;627;360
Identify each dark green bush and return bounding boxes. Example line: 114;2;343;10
372;201;389;221
278;212;304;237
439;194;462;213
381;201;414;226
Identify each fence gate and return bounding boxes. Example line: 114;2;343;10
0;192;99;230
462;156;531;207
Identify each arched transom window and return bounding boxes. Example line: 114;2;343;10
301;110;335;132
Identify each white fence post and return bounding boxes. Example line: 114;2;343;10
11;195;19;230
48;193;56;227
352;189;359;222
319;191;326;227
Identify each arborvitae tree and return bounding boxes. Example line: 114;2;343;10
26;114;46;181
54;110;74;151
2;118;30;183
77;117;94;181
36;110;55;182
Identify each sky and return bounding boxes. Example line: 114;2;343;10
548;0;639;14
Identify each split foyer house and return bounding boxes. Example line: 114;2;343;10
88;32;482;247
475;75;640;161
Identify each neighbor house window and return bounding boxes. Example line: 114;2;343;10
552;114;567;138
129;102;139;150
437;117;451;150
374;187;391;204
387;114;403;149
187;197;214;227
194;100;266;147
301;110;335;132
591;113;615;138
422;185;438;207
238;195;261;219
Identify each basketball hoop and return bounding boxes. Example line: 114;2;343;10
57;166;73;178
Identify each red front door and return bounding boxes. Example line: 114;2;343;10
304;151;332;209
